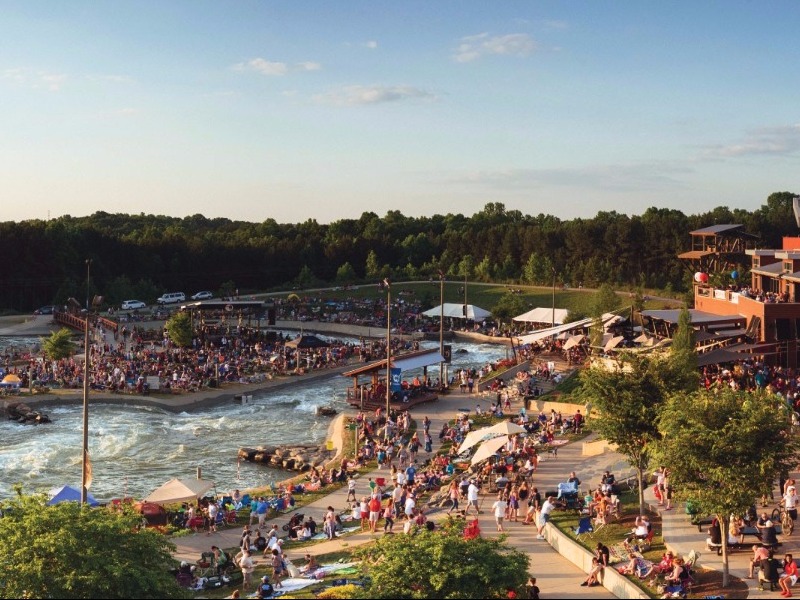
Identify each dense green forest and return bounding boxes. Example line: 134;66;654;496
0;192;796;311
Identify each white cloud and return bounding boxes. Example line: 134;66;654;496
296;61;321;71
2;67;68;91
704;124;800;157
233;58;288;76
364;40;378;49
314;85;437;106
453;32;535;63
233;57;322;76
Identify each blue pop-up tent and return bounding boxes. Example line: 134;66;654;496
47;485;99;507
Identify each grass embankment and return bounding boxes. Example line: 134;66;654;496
549;490;666;598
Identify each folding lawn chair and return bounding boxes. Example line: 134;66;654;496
573;516;594;541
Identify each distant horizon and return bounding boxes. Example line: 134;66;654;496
3;193;794;226
3;1;799;223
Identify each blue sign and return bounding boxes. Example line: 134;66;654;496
390;368;402;392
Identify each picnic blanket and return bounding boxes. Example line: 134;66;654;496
309;526;360;541
305;563;359;579
608;544;629;565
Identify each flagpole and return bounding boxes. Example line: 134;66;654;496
81;258;91;506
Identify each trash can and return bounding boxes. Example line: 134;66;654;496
326;440;334;451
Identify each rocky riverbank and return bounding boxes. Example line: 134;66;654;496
237;443;334;473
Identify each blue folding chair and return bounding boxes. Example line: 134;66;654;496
573;516;594;540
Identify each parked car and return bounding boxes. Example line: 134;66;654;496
156;292;186;305
33;305;56;315
191;291;213;300
121;300;147;310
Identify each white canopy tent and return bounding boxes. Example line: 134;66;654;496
516;313;624;346
144;478;215;505
422;303;491;320
513;307;569;325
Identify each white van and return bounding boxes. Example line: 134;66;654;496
156;292;186;305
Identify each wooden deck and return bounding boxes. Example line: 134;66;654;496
347;390;438;412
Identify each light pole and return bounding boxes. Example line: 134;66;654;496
380;278;391;442
439;271;445;388
551;266;557;328
81;259;92;506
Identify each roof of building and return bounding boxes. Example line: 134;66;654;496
689;224;744;235
640;309;745;326
751;261;785;277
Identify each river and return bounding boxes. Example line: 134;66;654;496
0;337;509;501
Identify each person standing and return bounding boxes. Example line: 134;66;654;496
238;549;255;590
368;494;382;534
270;549;285;589
465;479;481;516
383;497;395;533
323;506;337;540
492;492;508;533
537;496;557;540
447;480;460;515
525;576;540;600
346;476;357;503
207;501;218;534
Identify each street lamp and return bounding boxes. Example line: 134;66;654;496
551;266;557;328
81;259;92;506
379;278;391;441
439;271;445;388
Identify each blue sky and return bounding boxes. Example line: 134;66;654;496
2;1;799;224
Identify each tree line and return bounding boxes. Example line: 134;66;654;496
0;191;796;311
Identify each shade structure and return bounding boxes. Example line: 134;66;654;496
513;307;569;325
483;420;526;436
563;335;585;350
422;303;491;320
604;335;626;351
284;335;330;349
1;374;22;387
144;477;215;505
633;332;651;344
458;426;495;454
696;348;743;368
470;435;509;466
48;485;99;506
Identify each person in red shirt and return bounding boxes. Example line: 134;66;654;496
368;494;382;533
779;553;798;597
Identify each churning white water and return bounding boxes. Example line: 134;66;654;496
0;339;510;501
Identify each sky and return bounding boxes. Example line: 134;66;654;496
2;1;799;224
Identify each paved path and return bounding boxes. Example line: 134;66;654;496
651;478;800;597
173;360;618;599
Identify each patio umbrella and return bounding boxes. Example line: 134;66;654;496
483;420;526;436
633;332;651;344
458;426;495;454
604;335;626;351
563;335;584;350
285;335;330;349
470;435;509;466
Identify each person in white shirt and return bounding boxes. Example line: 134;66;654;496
404;493;416;518
537;496;557;539
492;493;508;532
346;477;357;502
465;480;481;516
784;485;798;524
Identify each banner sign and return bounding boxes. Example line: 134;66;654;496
390;368;403;392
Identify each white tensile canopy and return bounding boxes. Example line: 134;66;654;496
422;303;491;320
513;307;569;325
483;420;526;436
144;478;215;505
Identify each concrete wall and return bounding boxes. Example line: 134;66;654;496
476;361;531;393
544;524;650;599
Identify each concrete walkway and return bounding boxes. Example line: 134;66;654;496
173;360;618;599
651;481;800;597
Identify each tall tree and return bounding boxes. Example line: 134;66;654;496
656;387;799;587
354;517;528;599
580;354;671;513
164;311;192;348
41;328;76;360
0;492;188;599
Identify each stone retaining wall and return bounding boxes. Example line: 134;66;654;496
544;523;650;599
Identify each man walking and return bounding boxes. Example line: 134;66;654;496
464;479;481;516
